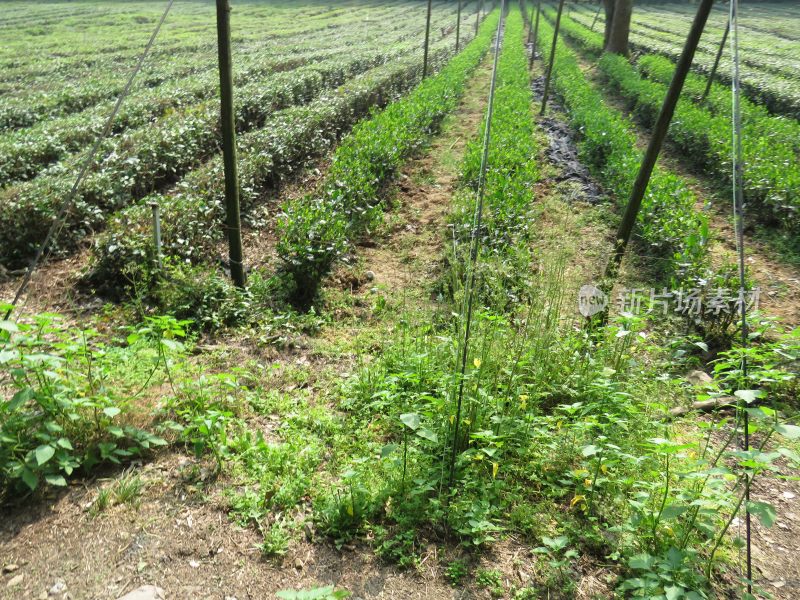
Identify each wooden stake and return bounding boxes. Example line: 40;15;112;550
456;0;462;51
423;0;433;79
604;0;715;285
701;17;730;102
529;0;541;69
215;0;245;287
540;0;565;114
590;0;602;31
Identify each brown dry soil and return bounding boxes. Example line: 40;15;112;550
567;48;800;600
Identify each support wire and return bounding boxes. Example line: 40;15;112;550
3;0;176;322
729;0;753;594
448;0;506;487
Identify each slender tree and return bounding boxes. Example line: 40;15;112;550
604;0;633;55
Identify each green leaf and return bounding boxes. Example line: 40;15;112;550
665;584;683;600
400;413;420;431
581;444;600;457
21;468;38;491
628;552;655;570
775;424;800;440
34;444;55;466
0;321;19;333
380;444;397;458
661;504;689;521
103;406;121;418
416;428;438;443
734;390;764;404
747;501;776;528
541;535;568;551
6;387;34;412
45;473;67;487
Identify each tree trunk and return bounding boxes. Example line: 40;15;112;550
603;0;615;48
605;0;632;55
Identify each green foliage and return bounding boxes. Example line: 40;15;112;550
0;310;181;501
277;10;502;305
1;4;470;269
536;11;710;281
556;12;799;236
150;263;251;330
448;6;539;308
446;559;469;586
276;586;350;600
571;2;800;119
258;519;291;558
160;371;252;473
475;568;504;597
87;45;453;289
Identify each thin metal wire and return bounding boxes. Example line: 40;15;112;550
730;0;753;594
448;0;506;488
3;0;176;322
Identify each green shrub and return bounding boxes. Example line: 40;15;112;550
0;310;183;500
555;13;799;236
536;11;709;280
277;10;502;305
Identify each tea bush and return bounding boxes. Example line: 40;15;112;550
536;12;709;280
277;10;502;304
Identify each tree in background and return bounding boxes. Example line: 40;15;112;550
603;0;633;54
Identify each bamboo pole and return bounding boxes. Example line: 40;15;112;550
540;0;565;114
526;1;534;43
729;0;752;593
529;0;541;69
590;1;602;31
603;0;715;286
701;17;730;102
215;0;245;287
423;0;433;79
456;0;462;51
